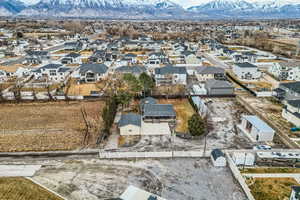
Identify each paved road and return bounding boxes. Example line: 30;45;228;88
202;53;230;69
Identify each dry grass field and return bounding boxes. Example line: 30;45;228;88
246;178;299;200
0;177;63;200
0;101;105;152
158;99;195;133
241;168;300;174
66;80;106;96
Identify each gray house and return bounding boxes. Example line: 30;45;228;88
154;65;187;86
205;79;234;96
142;103;176;122
277;82;300;101
79;63;108;83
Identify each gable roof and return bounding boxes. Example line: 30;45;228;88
243;115;274;133
66;52;80;58
278;61;300;68
118;113;141;127
143;104;176;118
79;64;108;74
280;82;300;94
205;79;233;89
155;65;186;75
197;67;225;74
211;149;224;160
40;64;62;70
115;65;146;74
235;62;257;68
287;100;300;108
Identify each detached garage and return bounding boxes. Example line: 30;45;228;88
211;149;226;167
118;113;141;136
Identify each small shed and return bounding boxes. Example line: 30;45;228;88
211;149;226;167
118;113;141;136
232;152;255;166
120;185;166;200
239;115;275;142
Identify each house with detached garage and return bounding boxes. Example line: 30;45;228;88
196;67;226;82
233;62;261;80
78;63;108;83
238;115;275;142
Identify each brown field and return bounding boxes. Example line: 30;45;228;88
241;167;300;174
246;178;299;200
0;177;63;200
0;101;104;152
158;99;195;133
66;80;106;96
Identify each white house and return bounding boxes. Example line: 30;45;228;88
154;65;187;86
290;186;300;200
268;61;300;81
282;100;300;127
233;62;262;80
32;64;71;82
211;149;226;167
78;63;108;83
238;115;275;142
0;70;7;82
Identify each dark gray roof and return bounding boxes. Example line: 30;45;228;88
124;53;137;58
211;149;224;160
205;79;233;89
79;64;108;74
155;65;187;75
197;67;225;74
115;65;146;74
287;100;300;108
235;62;257;68
280;82;300;94
66;52;80;58
292;186;300;193
118;113;141;127
40;64;62;70
58;67;71;73
143;104;176;117
26;50;48;56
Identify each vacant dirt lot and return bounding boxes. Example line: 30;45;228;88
66;79;106;96
31;158;245;200
0;177;63;200
0;101;105;152
158;98;195;133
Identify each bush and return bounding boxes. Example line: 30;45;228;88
188;114;207;136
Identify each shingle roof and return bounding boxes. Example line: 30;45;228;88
79;64;108;74
66;52;80;58
280;82;300;94
118;113;141;127
235;62;257;68
58;67;71;73
115;65;146;74
143;104;176;117
26;50;48;56
279;61;300;68
211;149;224;160
287;100;300;108
205;79;233;89
197;67;225;74
40;64;62;69
155;65;186;75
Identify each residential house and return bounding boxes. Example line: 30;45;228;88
205;79;234;96
33;64;71;82
118;113;142;136
64;41;83;51
79;63;108;83
123;53;137;64
61;52;81;64
148;52;168;65
282;100;300;127
154;65;187;86
0;70;7;82
182;51;201;64
233;62;262;80
115;65;147;77
89;50;106;63
25;50;49;64
268;61;300;81
211;149;226;167
276;82;300;101
290;186;300;200
238;115;275;142
196;67;226;82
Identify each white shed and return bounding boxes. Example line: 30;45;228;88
238;115;275;142
232;152;255;166
211;149;226;167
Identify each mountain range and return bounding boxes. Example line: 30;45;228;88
0;0;300;19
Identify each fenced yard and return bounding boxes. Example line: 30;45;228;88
0;101;105;152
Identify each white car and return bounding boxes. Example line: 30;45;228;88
253;145;272;150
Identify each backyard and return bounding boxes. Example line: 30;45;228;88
0;101;105;152
0;177;63;200
246;177;299;200
158;98;195;133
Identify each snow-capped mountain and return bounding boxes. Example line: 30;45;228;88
1;0;300;19
0;0;26;15
187;0;300;18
